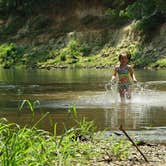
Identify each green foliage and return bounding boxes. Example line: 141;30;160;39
0;43;53;68
0;118;57;165
131;50;143;67
121;0;165;32
152;58;166;68
68;105;96;141
106;9;120;18
0;40;92;68
60;54;66;61
0;117;94;165
68;105;78;119
133;56;154;68
22;45;52;67
19;99;40;118
0;43;24;68
74;117;96;141
109;135;131;159
0;105;71;164
124;0;156;20
59;39;91;64
68;39;80;54
79;43;91;56
121;0;165;20
0;101;132;165
60;39;80;60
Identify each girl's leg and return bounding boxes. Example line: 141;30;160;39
125;86;132;99
119;89;125;102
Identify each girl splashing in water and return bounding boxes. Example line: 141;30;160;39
111;51;137;102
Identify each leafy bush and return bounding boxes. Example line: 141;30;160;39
23;46;51;67
59;39;91;63
124;0;156;20
119;0;166;32
152;58;166;68
0;43;24;68
60;54;67;61
80;43;91;56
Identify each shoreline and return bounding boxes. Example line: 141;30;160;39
1;64;166;70
84;131;166;166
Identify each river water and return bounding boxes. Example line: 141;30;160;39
0;68;166;142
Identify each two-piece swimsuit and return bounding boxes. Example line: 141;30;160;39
117;65;131;92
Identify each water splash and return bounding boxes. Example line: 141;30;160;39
40;80;166;109
105;79;119;103
75;80;166;108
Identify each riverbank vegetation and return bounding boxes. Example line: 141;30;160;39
0;101;166;165
0;0;165;69
0;101;131;165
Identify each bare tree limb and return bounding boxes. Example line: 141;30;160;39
119;125;149;163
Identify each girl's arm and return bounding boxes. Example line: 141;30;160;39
129;66;137;83
111;67;118;81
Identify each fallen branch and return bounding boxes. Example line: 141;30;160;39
119;125;149;163
98;148;113;163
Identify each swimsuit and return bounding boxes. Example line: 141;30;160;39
118;65;131;91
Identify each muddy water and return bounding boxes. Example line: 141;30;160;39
0;68;166;141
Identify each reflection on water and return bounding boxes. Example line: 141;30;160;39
0;68;166;140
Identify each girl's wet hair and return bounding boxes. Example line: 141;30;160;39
118;51;131;61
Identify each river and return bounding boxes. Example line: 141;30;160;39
0;68;166;142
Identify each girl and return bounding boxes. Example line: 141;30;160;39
111;51;137;101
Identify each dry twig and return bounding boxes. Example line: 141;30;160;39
119;125;149;163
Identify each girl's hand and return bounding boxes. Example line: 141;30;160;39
133;79;137;83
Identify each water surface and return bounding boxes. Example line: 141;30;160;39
0;68;166;140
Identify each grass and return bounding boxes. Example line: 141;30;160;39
0;100;132;165
0;118;131;165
